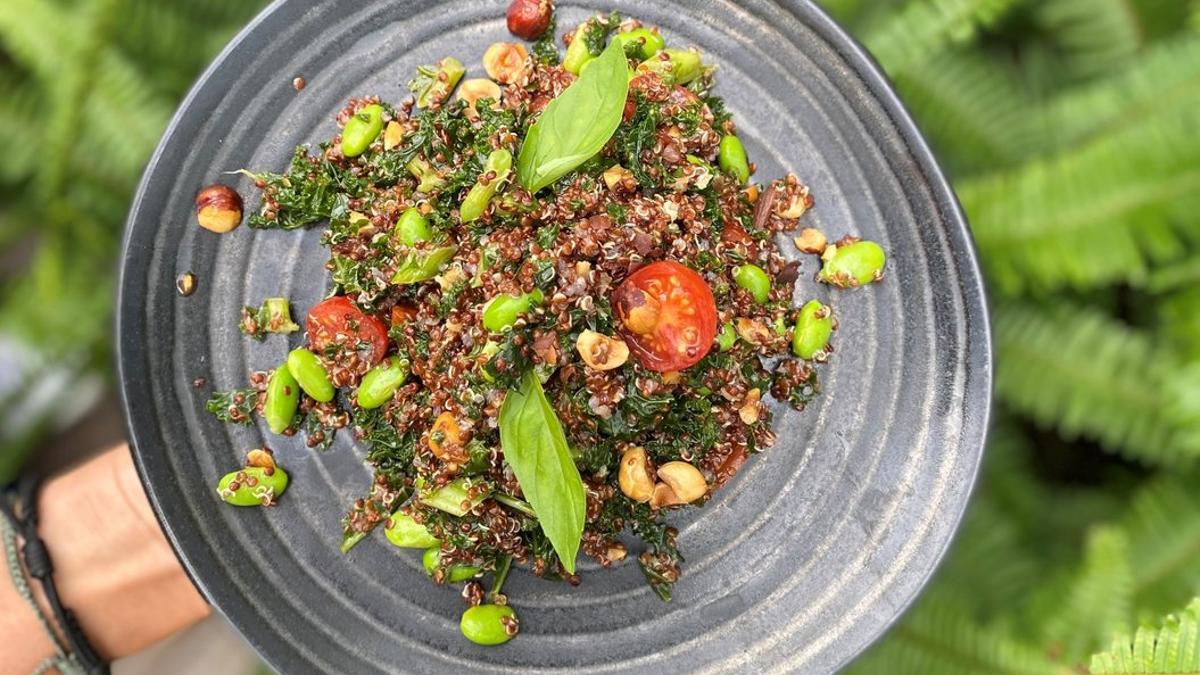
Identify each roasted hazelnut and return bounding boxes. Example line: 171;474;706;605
618;447;654;503
650;482;684;508
195;184;243;233
383;120;404;150
506;0;553;40
605;543;628;563
245;448;276;470
656;461;708;503
794;227;828;254
576;330;629;371
482;42;529;84
603;165;635;192
457;79;503;117
739;388;762;425
736;317;773;345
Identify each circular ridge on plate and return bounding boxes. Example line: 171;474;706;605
117;0;992;672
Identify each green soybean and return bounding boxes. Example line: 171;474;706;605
460;604;518;646
394;207;432;246
217;466;289;506
341;104;385;158
265;365;300;434
482;289;543;333
733;264;771;304
407;156;446;193
819;240;887;288
563;22;596;74
423;547;482;582
415;57;466;108
286;348;334;403
461;149;513;223
792;300;834;359
716;322;737;352
357;357;410;409
385;512;439;549
420;477;490;517
665;48;702;84
616;28;664;59
718;135;750;184
391;245;458;285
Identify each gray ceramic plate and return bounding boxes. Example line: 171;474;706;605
117;1;991;672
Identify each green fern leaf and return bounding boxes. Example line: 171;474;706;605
0;0;81;79
993;303;1200;465
1033;0;1146;82
863;0;1022;74
1119;476;1200;614
1089;597;1200;673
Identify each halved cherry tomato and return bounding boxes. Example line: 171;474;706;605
305;296;389;365
613;261;718;372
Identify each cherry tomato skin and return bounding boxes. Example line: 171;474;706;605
305;296;389;365
613;261;719;372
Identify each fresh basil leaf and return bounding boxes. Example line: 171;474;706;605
516;40;630;193
391;245;457;284
499;371;586;573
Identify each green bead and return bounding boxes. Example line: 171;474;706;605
217;466;289;506
716;322;737;352
615;28;664;59
422;548;482;583
357;357;409;409
461;149;513;223
792;300;834;359
819;240;886;288
341;104;384;158
460;604;518;646
482;289;543;333
394;207;432;246
384;512;439;549
733;264;771;304
264;365;300;434
718;135;750;184
286;348;334;403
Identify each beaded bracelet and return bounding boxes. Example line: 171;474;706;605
1;476;109;675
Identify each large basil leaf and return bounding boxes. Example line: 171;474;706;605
516;40;630;193
499;371;586;573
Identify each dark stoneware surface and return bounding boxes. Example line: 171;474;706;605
117;1;992;672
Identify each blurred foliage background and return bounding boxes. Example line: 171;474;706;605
1;0;1199;672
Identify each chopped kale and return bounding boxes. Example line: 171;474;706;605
205;387;260;425
239;297;300;340
244;146;366;230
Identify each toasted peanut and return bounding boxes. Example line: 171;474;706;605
483;42;529;84
383;121;404;150
739;388;762;425
650;482;685;508
245;448;276;470
656;461;708;503
603;165;634;191
794;227;828;255
429;411;464;459
457;78;503;117
195;184;243;233
576;330;630;371
618;447;655;503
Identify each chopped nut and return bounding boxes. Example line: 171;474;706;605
195;184;243;233
603;165;634;191
736;317;773;345
576;330;630;371
618;447;655;503
656;461;708;503
794;227;827;255
245;448;276;470
483;42;529;84
745;184;760;204
457;78;503;117
383;121;404;150
650;482;685;508
606;544;628;563
739;388;762;425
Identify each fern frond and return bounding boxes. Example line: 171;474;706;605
863;0;1022;74
0;0;80;78
1118;475;1200;615
82;50;173;176
962;107;1200;294
1037;526;1132;665
993;303;1200;466
1033;0;1146;81
1089;597;1200;673
1157;289;1200;360
0;72;42;183
846;592;1069;675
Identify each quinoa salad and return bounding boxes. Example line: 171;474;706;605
198;0;886;646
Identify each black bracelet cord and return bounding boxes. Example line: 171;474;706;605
1;475;110;675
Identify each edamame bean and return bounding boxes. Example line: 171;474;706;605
718;135;750;184
482;289;544;333
716;322;737;352
217;466;289;506
420;477;490;517
664;49;701;84
341;104;385;158
286;348;334;403
733;264;771;304
357;357;410;409
394;207;432;246
423;547;482;582
615;28;665;60
792;300;834;360
460;604;518;646
385;512;439;549
265;365;300;434
415;57;466;108
819;240;886;288
461;149;513;223
563;22;596;74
